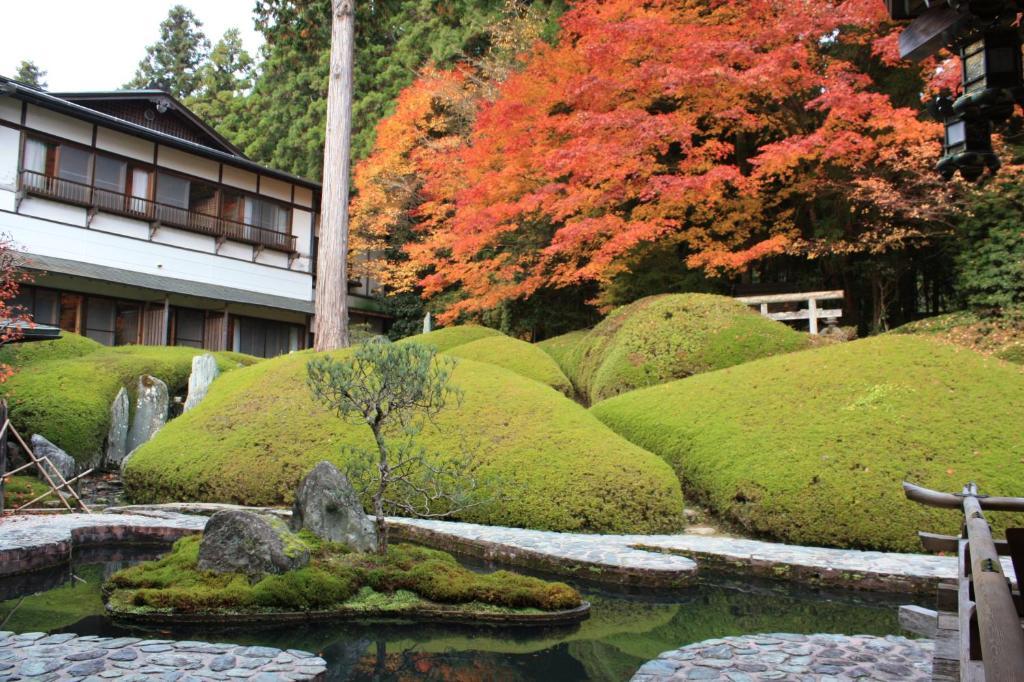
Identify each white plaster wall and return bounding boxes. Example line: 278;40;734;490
20;196;87;226
0;189;14;213
256;249;289;268
291;209;312;258
157;145;219;182
219;241;252;260
0;126;19;191
222;165;257;192
0;98;20;124
90;212;150;240
0;209;314;301
153;226;216;252
25;105;92;145
259;176;291;202
294;186;313;208
96;127;154;163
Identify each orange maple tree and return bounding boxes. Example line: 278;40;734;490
354;0;953;325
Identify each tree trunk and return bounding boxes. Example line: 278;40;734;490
314;0;356;351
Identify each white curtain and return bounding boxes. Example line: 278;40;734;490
23;139;47;174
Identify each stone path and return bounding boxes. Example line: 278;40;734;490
3;508;1013;593
630;633;934;681
389;517;1014;593
0;632;327;681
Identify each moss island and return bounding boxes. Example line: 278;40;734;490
104;535;587;626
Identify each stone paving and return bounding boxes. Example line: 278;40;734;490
630;633;934;681
0;631;327;681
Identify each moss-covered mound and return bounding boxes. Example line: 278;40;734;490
124;346;684;534
399;325;501;352
105;536;582;622
537;330;589;380
893;309;1024;364
446;335;573;396
592;335;1024;552
0;343;258;465
567;294;810;403
0;331;101;368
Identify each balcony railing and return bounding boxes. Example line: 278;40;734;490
19;170;297;253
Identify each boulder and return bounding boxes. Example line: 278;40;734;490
183;354;220;412
29;434;76;482
126;375;168;453
291;461;377;552
197;510;309;580
105;388;130;467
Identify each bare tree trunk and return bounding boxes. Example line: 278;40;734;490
314;0;356;351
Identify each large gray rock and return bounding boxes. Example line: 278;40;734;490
105;387;130;467
183;354;220;412
126;375;168;453
29;434;76;482
197;510;309;580
291;461;377;552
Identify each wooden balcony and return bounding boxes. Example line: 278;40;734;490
19;170;297;254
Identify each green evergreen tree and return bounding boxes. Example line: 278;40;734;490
14;60;46;89
185;29;254;141
127;5;210;99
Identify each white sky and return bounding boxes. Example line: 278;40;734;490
0;1;264;92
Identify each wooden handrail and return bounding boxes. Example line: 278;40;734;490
904;481;1024;512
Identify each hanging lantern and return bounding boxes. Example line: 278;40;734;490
952;27;1023;122
936;113;1000;181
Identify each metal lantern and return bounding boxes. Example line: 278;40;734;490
936;113;1000;181
952;27;1023;122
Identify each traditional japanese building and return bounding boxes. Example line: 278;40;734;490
0;76;387;357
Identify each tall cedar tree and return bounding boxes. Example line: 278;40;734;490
14;61;46;90
355;0;955;329
128;5;211;99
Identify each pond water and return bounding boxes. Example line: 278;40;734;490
0;547;921;681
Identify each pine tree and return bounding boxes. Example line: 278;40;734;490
185;29;254;140
14;60;46;90
128;5;210;99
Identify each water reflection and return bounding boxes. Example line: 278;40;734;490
0;550;917;681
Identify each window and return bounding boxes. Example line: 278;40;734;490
22;138;55;176
59;293;83;334
11;286;60;326
94;155;127;193
85;297;116;346
116;303;142;346
58;146;92;185
234;316;301;358
223;190;290;233
173;308;204;348
155;172;190;209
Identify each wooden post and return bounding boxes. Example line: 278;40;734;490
0;401;7;514
162;296;170;346
808;297;819;335
314;0;355;352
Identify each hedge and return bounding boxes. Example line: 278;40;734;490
0;339;258;465
592;334;1024;552
0;332;101;369
124;346;684;534
446;335;574;396
567;294;809;403
537;330;589;382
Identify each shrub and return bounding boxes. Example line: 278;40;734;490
0;345;258;465
397;324;501;352
567;294;810;403
125;343;684;534
537;330;589;382
592;335;1024;552
0;332;101;369
893;308;1024;364
447;335;574;395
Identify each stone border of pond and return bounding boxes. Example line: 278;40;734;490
0;631;327;681
630;633;934;681
105;599;592;628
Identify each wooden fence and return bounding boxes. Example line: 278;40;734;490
736;290;844;335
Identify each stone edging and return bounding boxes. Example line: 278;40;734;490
630;633;934;681
106;600;592;628
0;631;327;681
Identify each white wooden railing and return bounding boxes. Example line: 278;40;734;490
736;290;844;335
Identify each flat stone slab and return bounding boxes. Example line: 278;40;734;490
631;633;934;681
0;631;326;681
0;511;205;578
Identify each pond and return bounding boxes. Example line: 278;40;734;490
0;548;921;681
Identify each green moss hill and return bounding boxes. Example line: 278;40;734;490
398;324;502;352
124;333;684;534
564;294;810;404
446;335;574;396
0;333;258;465
592;334;1024;552
537;330;589;380
893;309;1024;365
